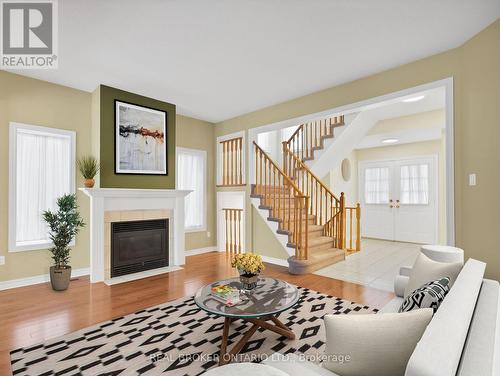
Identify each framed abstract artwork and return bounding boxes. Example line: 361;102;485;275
115;100;167;175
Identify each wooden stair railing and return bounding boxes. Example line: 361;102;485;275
344;204;361;253
220;137;244;186
253;141;310;260
285;115;344;162
282;142;346;250
223;208;243;254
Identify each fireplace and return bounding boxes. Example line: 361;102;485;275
111;218;169;277
79;188;190;283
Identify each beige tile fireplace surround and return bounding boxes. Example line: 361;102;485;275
103;209;173;280
80;188;191;284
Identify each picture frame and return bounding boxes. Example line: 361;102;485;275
114;100;168;175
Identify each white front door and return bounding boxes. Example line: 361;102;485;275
360;161;395;240
359;156;438;244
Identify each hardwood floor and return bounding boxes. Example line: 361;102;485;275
0;252;394;375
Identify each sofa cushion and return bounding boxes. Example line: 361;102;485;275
324;308;432;376
204;363;289;376
457;279;499;376
399;277;450;313
405;259;486;376
404;252;462;298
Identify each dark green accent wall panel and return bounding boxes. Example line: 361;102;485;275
99;85;176;188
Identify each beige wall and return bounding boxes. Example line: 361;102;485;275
215;19;500;279
356;140;446;244
0;71;92;282
459;19;500;279
0;72;216;282
252;207;290;260
176;115;217;250
329;150;359;207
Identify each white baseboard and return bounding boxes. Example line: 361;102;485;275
260;255;289;267
0;267;90;291
185;246;218;256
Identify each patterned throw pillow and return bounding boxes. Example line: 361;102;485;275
399;277;450;313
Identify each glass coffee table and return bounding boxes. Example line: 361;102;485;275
194;277;300;365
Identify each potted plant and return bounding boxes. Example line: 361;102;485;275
77;155;100;188
43;194;85;291
231;253;265;291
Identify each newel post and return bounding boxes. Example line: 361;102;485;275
339;192;346;250
282;141;288;176
356;203;361;252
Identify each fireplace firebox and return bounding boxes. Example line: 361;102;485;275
111;219;169;277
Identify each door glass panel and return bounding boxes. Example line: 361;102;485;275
400;164;429;204
364;167;390;204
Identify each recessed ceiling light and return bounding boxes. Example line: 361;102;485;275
402;95;425;103
382;138;399;144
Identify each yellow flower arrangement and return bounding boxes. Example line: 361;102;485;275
231;253;265;276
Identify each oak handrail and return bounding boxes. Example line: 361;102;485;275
285;115;345;162
253;141;309;260
223;208;243;254
254;142;302;194
283;143;341;202
283;142;345;249
220;137;243;186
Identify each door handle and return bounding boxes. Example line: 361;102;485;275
389;199;394;208
395;199;400;208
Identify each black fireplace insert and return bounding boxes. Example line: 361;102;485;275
111;219;169;277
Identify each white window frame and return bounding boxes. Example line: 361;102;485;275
399;163;430;205
363;166;391;205
176;147;207;233
8;122;76;252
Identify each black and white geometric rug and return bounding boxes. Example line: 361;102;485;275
10;287;377;375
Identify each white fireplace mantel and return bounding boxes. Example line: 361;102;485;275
79;188;191;283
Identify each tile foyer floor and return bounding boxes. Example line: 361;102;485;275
314;239;421;291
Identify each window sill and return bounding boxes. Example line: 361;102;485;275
9;239;75;252
185;227;207;234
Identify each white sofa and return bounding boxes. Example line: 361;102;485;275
263;258;500;376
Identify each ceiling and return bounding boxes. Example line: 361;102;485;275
8;0;500;123
356;87;445;149
364;87;445;128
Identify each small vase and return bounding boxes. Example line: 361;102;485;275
84;178;95;188
238;269;258;291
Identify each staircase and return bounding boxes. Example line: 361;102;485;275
251;115;361;275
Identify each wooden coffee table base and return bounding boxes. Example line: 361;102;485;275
218;316;295;366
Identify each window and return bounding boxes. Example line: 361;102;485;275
364;167;390;204
400;164;429;204
9;123;75;252
177;147;207;231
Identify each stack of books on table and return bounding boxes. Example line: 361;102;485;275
210;284;242;306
